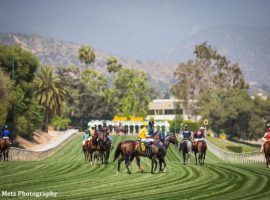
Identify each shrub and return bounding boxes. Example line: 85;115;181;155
51;116;71;131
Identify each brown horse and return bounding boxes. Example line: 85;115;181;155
0;138;10;162
88;131;102;165
264;141;270;168
114;134;178;174
99;132;113;165
194;140;207;166
83;140;90;161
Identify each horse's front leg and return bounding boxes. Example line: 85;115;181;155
159;158;162;172
154;158;158;172
125;156;131;174
90;151;93;165
117;157;124;173
194;152;198;165
151;157;155;174
135;155;143;173
161;158;166;172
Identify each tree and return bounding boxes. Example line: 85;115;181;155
33;66;68;132
107;68;151;117
56;66;113;128
0;45;43;137
106;56;122;73
199;89;268;140
172;42;248;101
78;45;95;68
0;68;12;126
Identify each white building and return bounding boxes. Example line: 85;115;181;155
146;98;201;121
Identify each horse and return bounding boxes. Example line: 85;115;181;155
264;141;270;168
194;140;207;165
82;140;90;161
99;132;113;165
0;138;10;162
179;139;192;165
88;131;102;165
155;134;178;172
114;134;178;174
115;125;127;135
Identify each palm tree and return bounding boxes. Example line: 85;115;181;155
78;45;96;69
106;56;122;73
34;66;68;132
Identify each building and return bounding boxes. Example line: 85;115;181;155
147;98;201;121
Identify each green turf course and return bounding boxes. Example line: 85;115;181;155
207;137;259;153
0;134;270;200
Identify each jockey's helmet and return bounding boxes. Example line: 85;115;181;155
143;122;148;127
184;125;188;129
4;124;8;129
200;127;205;130
103;121;106;125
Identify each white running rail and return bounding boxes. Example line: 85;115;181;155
206;139;265;163
7;129;78;161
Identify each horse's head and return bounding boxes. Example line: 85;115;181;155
169;134;178;147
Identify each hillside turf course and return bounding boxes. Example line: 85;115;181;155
1;134;270;200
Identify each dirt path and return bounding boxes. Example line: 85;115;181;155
16;129;78;151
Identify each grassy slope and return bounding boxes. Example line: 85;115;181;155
207;137;259;153
0;135;269;200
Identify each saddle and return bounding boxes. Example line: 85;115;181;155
139;141;152;152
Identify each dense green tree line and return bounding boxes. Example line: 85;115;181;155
0;45;153;138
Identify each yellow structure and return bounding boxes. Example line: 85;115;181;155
220;133;227;140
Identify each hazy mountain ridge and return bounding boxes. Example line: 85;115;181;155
170;25;270;91
0;32;175;94
1;26;270;94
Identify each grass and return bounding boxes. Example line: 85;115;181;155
207;137;259;153
0;134;269;200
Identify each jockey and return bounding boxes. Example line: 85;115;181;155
193;127;206;149
2;124;12;145
180;125;192;152
148;119;155;137
194;127;206;140
138;122;154;157
82;129;90;146
261;128;270;153
101;121;114;148
181;125;192;141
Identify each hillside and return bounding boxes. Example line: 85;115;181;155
0;32;175;95
1;28;270;94
170;25;270;92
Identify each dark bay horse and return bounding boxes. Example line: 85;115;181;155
155;134;178;172
179;139;192;165
0;139;10;162
264;141;270;168
99;132;113;165
194;140;207;165
114;134;178;174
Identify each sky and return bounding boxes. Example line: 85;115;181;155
1;0;270;61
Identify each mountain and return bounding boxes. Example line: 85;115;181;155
0;32;176;96
168;25;270;92
1;26;270;94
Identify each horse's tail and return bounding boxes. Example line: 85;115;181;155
114;142;122;162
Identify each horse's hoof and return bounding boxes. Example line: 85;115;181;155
116;171;119;174
90;162;93;165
